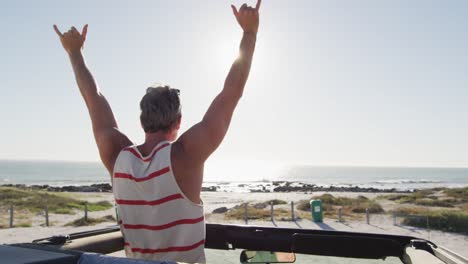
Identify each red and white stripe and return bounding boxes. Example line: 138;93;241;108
124;239;205;253
113;141;205;263
123;143;170;162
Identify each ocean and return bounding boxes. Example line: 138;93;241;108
0;160;467;191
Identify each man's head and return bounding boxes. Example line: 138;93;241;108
140;85;181;140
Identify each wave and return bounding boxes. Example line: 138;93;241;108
372;179;443;184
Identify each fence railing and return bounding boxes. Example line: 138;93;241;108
3;202;436;236
240;201;436;235
394;212;431;240
4;204;91;228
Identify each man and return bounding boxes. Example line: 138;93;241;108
54;1;261;263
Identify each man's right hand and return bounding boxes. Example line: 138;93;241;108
231;0;261;34
53;24;88;55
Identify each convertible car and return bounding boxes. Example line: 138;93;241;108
1;224;467;264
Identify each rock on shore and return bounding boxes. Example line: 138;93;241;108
1;181;411;194
0;183;113;193
272;182;408;193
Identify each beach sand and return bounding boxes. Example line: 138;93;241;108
1;191;467;258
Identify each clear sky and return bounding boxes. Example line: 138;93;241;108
1;0;468;168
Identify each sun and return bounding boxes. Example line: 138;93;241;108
209;31;241;75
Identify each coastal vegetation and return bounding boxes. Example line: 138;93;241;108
379;187;467;207
225;201;295;221
1;185;467;233
378;188;466;208
387;187;468;233
225;195;385;222
392;207;468;233
224;188;468;234
443;187;468;202
295;194;384;220
65;215;116;227
0;208;32;228
0;187;114;228
0;187;112;214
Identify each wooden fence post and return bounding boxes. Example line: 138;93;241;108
45;205;49;227
84;204;88;222
338;208;342;223
366;208;370;224
270;202;274;222
426;216;430;240
291;201;295;221
244;203;248;225
9;205;14;228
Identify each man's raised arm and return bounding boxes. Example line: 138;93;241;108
177;0;261;162
53;25;132;174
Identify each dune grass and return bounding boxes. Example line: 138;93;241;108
380;187;467;208
251;199;288;209
65;215;116;227
402;211;467;233
391;207;468;233
350;200;384;213
16;222;32;228
459;203;468;211
413;199;455;208
225;202;293;221
392;207;430;216
443;187;468;202
0;187;113;214
297;194;384;215
0;208;33;228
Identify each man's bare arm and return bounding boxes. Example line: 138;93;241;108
177;0;261;163
54;25;132;174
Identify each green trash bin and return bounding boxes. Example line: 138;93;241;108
310;199;323;222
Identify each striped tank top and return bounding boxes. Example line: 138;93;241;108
112;141;206;263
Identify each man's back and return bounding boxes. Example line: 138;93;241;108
113;141;205;263
54;1;261;263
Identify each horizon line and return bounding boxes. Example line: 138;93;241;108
1;158;467;170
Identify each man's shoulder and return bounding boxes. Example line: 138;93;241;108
170;141;186;164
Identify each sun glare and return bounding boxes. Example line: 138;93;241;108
204;159;289;183
209;32;241;75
